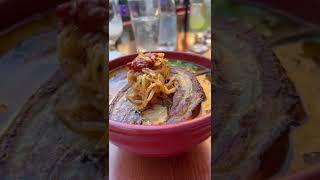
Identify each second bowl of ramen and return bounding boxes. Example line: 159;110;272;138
109;51;211;157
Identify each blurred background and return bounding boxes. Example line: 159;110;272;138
109;0;212;60
214;0;320;179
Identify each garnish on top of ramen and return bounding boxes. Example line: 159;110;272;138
126;51;176;110
56;0;107;33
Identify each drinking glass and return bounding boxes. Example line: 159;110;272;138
109;0;123;51
188;0;210;54
127;0;160;51
158;0;177;51
204;0;211;45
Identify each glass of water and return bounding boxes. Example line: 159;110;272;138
127;0;160;51
158;0;177;51
109;0;123;51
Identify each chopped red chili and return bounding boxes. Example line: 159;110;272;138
127;56;155;72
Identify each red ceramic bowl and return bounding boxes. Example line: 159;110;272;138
109;51;212;157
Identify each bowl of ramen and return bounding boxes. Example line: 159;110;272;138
109;51;212;157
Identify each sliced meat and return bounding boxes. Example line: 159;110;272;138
109;67;206;124
0;71;106;179
212;17;305;180
167;67;206;123
109;85;143;124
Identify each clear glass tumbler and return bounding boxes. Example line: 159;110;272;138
188;0;210;54
158;0;177;51
127;0;161;51
109;0;123;51
204;0;211;45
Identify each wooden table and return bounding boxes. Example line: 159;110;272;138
109;14;212;180
109;138;211;180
